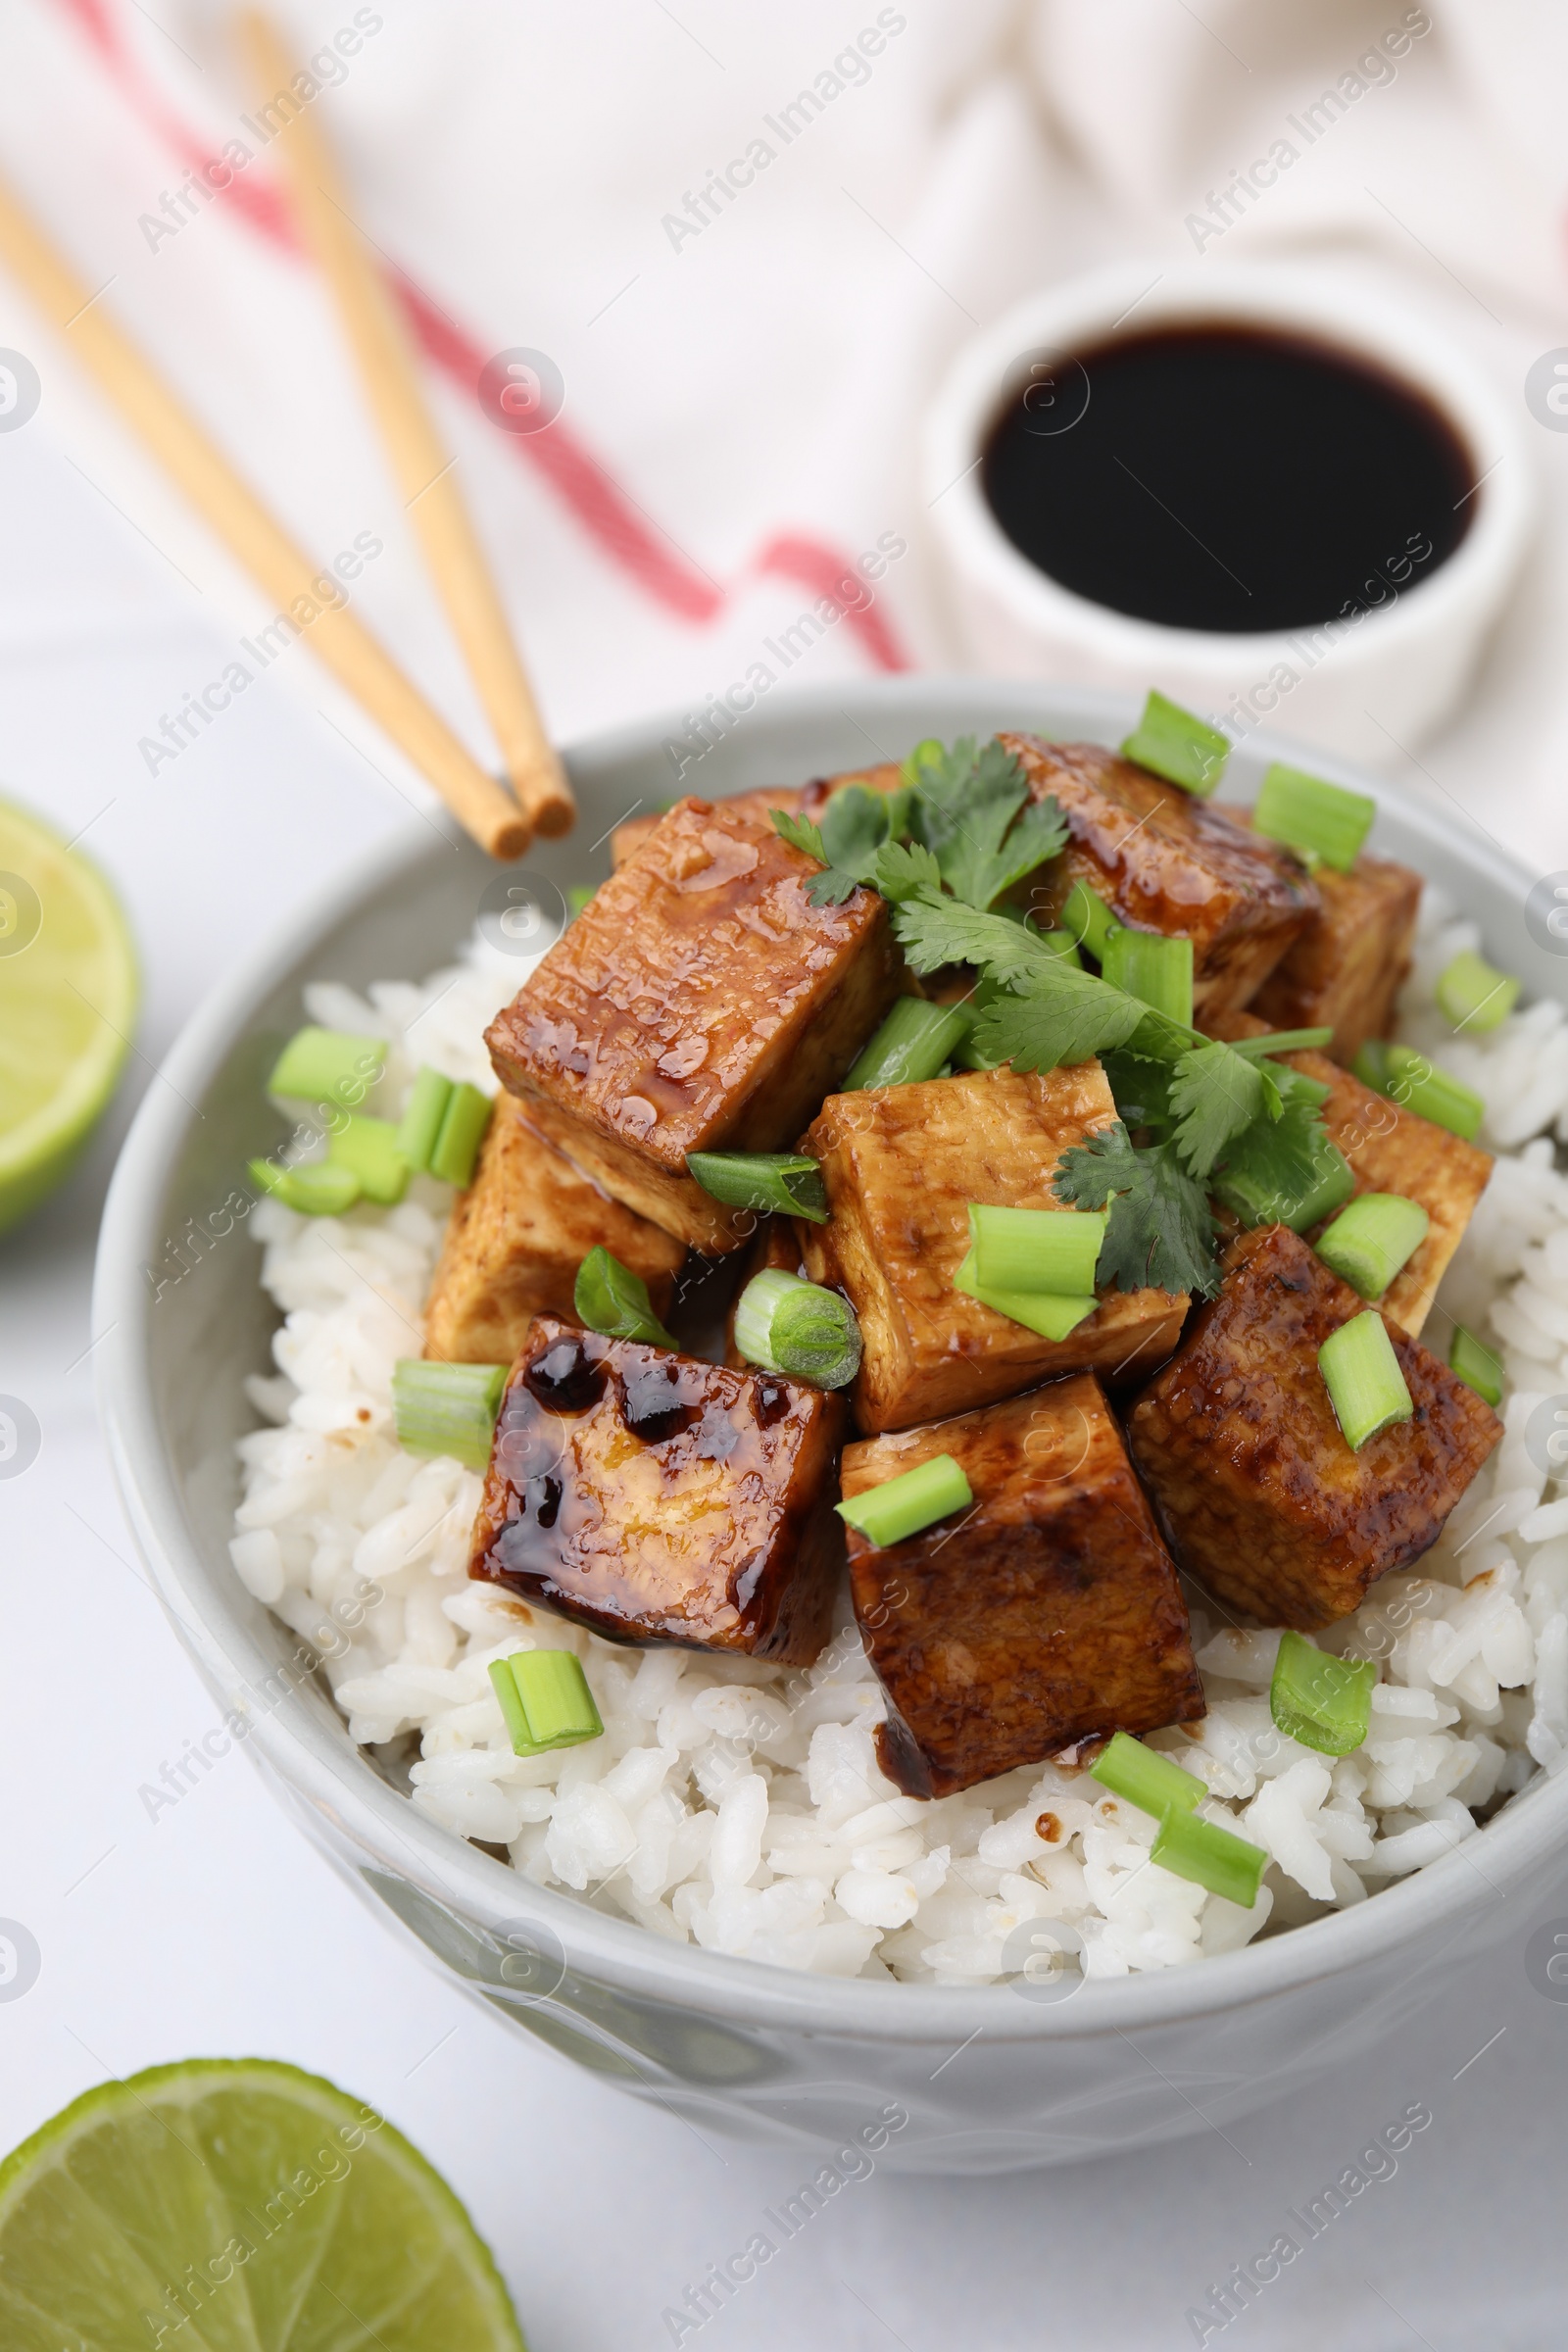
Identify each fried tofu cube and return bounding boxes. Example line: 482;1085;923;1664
799;1065;1187;1434
610;764;904;869
842;1376;1204;1798
1243;835;1422;1064
487;796;903;1253
1126;1224;1500;1631
421;1095;685;1365
1003;734;1319;1016
1205;1009;1491;1338
469;1314;846;1660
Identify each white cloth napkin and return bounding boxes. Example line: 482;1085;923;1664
0;0;1563;858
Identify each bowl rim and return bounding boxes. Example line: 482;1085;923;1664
922;257;1534;673
95;674;1562;2047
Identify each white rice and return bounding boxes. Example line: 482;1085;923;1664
228;887;1568;1984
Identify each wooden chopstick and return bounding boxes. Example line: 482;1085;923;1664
241;10;574;844
0;169;533;860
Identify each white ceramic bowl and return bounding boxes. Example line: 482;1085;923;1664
96;680;1568;2176
923;264;1533;767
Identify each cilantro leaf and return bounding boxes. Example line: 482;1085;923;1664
818;784;892;875
905;735;1069;910
872;838;944;905
771;808;828;863
974;975;1149;1073
885;885;1075;988
1053;1122;1219;1298
771;790;895;906
1167;1041;1273;1178
1100;1048;1176;1132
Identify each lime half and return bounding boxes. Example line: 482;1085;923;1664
0;797;137;1234
0;2057;525;2349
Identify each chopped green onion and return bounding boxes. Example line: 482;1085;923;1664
574;1246;675;1348
837;1452;973;1546
1040;928;1083;967
248;1156;361;1217
953;1250;1097;1340
489;1649;604;1757
732;1269;861;1388
1120;691;1230;798
326;1114;410;1205
1379;1045;1486;1143
1210;1120;1353;1235
1226;1028;1334;1060
1089;1730;1205;1817
1435;948;1519;1037
1351;1040;1390;1093
1091;1731;1265;1905
1319;1310;1413;1451
391;1358;507;1469
1269;1629;1377;1756
686;1151;828;1223
1355;1037;1487;1140
1449;1324;1503;1408
1267;1063;1332;1112
567;884;598;917
1314;1192;1428;1300
428;1082;494;1186
267;1026;385;1110
1151;1805;1266;1907
396;1066;454;1172
1102;927;1194;1027
968;1202;1107;1297
949;981;1004;1071
844;998;973;1091
1059;879;1119;963
1251;762;1375;872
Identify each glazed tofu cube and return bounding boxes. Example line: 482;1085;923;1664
610;763;904;869
1126;1224;1500;1632
1244;837;1422;1064
1003;734;1318;1016
487;796;903;1253
799;1065;1187;1434
469;1314;846;1660
422;1095;685;1366
1205;1010;1491;1337
842;1376;1204;1798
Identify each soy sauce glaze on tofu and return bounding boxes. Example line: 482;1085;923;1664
470;1315;846;1660
1127;1225;1500;1632
1234;820;1422;1066
486;795;902;1253
843;1377;1203;1799
1003;734;1319;1015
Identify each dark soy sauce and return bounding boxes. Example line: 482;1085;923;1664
981;324;1475;635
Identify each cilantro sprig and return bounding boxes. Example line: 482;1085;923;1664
774;728;1345;1304
1054;1124;1220;1299
902;735;1068;911
771;784;905;906
771;734;1066;913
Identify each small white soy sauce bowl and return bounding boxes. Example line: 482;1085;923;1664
923;262;1533;766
